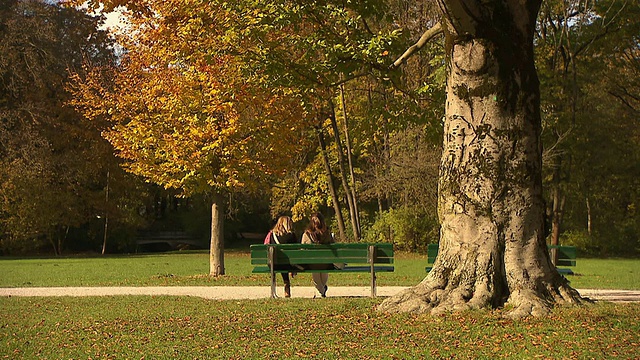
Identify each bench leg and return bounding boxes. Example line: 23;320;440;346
271;271;276;298
268;246;276;298
371;271;377;298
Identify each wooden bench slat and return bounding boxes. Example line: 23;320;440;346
548;245;577;267
251;244;393;251
250;244;394;265
252;265;395;273
251;260;394;267
251;243;393;249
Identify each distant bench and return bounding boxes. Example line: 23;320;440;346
250;243;394;298
548;245;577;275
135;231;204;252
425;244;577;275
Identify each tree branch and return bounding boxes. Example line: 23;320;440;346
389;22;443;70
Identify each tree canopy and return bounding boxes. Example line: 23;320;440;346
1;0;636;264
70;0;310;196
0;0;148;254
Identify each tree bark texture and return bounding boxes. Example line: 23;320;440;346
379;0;584;317
209;197;225;276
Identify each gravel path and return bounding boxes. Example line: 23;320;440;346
2;287;639;302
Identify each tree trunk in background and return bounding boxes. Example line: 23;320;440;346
209;196;225;276
329;101;360;241
380;0;584;318
49;231;60;256
550;179;565;264
101;170;110;255
316;126;347;241
586;197;592;236
549;155;566;247
339;83;361;233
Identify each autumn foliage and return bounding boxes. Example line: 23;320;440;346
70;0;310;195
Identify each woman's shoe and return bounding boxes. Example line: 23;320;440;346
284;284;291;298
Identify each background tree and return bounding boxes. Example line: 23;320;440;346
251;0;445;248
536;0;640;256
265;0;639;257
69;0;309;274
360;124;441;251
223;0;410;241
0;0;145;255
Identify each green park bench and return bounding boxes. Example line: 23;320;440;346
548;245;577;275
250;243;394;298
425;243;577;275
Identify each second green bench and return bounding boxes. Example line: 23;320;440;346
425;244;576;275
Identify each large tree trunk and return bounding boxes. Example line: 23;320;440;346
209;196;225;276
380;0;584;318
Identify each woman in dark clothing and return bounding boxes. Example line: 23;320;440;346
267;216;298;297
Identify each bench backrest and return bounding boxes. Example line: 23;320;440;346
250;243;394;266
427;243;438;263
548;245;577;266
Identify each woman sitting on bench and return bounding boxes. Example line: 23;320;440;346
301;212;334;298
267;216;298;297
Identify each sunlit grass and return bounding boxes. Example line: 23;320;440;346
1;251;638;289
1;251;638;358
569;258;640;290
1;296;638;359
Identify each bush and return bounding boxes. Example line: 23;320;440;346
363;207;438;252
559;230;595;255
560;224;640;257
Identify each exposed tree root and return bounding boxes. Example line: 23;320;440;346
504;282;587;318
378;269;588;318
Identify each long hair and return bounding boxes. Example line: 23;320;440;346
272;216;294;237
305;212;328;243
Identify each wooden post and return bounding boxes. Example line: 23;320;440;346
268;246;276;298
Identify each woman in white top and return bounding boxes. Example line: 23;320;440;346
301;212;334;297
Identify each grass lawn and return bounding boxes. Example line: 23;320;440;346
1;251;639;358
1;296;638;359
1;250;638;289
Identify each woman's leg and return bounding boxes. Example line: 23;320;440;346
311;273;329;297
281;272;291;298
